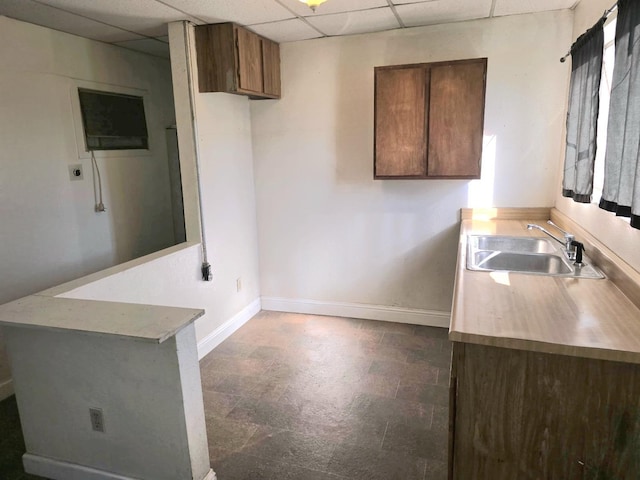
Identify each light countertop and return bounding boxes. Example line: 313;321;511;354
0;294;204;343
451;217;640;364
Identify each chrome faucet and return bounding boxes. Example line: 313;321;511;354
527;221;584;265
546;220;576;258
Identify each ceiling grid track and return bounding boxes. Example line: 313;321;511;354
386;0;406;28
489;0;498;17
273;0;329;37
152;0;208;25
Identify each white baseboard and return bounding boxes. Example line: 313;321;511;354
261;297;450;328
0;378;14;401
197;298;261;360
24;454;216;480
203;469;217;480
24;454;137;480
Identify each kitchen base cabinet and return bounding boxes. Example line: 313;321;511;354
450;342;640;479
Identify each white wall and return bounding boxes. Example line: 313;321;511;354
554;0;640;273
57;23;262;351
251;11;573;316
0;16;177;394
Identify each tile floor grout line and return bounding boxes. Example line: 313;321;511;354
393;378;401;399
379;421;390;448
428;403;435;430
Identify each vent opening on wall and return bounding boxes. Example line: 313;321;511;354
78;88;149;151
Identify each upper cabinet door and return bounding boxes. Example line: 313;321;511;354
375;66;428;177
235;26;263;93
428;59;487;178
262;38;281;97
195;23;237;93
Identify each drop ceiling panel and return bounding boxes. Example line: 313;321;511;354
0;0;143;42
306;7;400;36
161;0;295;26
250;18;323;42
493;0;577;17
1;0;585;47
395;0;492;27
34;0;198;36
278;0;388;18
114;37;170;59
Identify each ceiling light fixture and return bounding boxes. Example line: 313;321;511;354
299;0;327;12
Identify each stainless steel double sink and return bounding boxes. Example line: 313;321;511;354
466;235;605;279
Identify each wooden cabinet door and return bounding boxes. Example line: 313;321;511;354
195;23;236;93
262;38;281;97
428;59;486;178
235;26;263;93
375;66;428;177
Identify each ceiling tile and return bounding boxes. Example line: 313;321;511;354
493;0;576;17
34;0;199;37
0;0;142;42
160;0;295;26
395;0;492;27
114;37;170;58
306;7;400;36
249;18;323;42
277;0;388;18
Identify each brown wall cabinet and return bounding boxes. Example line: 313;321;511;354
374;58;487;179
195;23;281;99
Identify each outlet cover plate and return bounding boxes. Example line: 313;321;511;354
69;164;84;181
89;407;105;433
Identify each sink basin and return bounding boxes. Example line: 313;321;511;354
468;235;556;254
470;251;573;275
466;235;605;279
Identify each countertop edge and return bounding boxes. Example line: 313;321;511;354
0;295;205;344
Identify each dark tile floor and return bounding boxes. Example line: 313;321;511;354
0;311;451;480
203;311;451;480
0;396;41;480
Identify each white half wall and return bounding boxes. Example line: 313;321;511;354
0;16;177;397
57;22;262;359
5;321;212;480
250;11;573;314
554;0;640;273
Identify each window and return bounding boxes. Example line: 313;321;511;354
592;15;617;204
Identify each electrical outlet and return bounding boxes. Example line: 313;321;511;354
236;277;242;292
89;407;105;433
69;164;84;181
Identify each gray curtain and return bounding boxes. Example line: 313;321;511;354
600;0;640;229
563;19;605;203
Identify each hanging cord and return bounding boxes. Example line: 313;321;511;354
560;1;618;62
183;22;212;281
91;150;106;213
